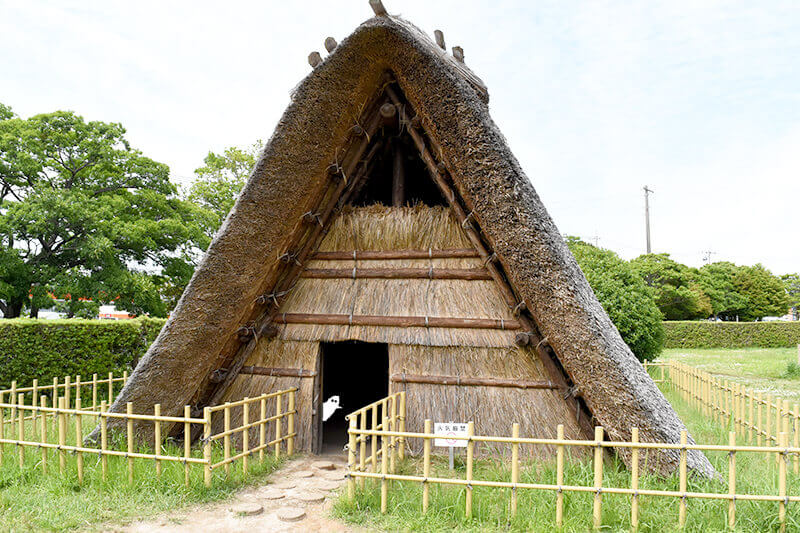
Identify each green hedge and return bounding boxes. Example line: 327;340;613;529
664;321;800;349
0;318;166;389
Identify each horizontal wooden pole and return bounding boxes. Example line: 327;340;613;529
301;267;491;280
390;373;558;390
239;366;317;378
274;313;520;330
310;248;479;260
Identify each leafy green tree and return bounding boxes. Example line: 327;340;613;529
782;273;800;320
697;262;749;320
734;264;789;321
566;237;664;361
630;253;712;320
185;142;262;239
0;104;208;318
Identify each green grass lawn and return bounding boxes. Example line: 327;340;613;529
333;383;800;532
660;347;800;400
0;418;286;532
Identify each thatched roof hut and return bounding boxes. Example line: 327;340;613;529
109;5;713;477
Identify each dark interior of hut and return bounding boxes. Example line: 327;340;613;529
320;341;389;453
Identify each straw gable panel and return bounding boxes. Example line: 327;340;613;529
389;345;586;457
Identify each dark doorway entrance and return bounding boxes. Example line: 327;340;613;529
319;341;389;454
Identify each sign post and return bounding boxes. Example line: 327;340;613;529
434;422;468;470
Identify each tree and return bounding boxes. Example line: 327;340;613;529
630;253;712;320
697;262;749;320
566;237;664;361
185;142;262;239
734;264;789;321
783;273;800;320
0;104;208;318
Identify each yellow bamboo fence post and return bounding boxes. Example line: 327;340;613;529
732;384;739;436
287;389;295;456
556;424;565;529
108;372;114;404
259;396;266;463
17;393;24;468
631;427;640;532
64;376;70;410
75;375;81;412
32;379;38;437
347;415;357;500
58;397;66;474
154;404;162;478
728;431;736;530
123;370;128;386
127;402;134;484
398;391;406;460
39;395;47;473
679;430;688;528
593;426;604;530
389;395;397;474
779;432;788;533
100;401;108;481
359;410;367;489
782;400;790;439
775;398;783;465
184;405;191;487
748;389;754;443
466;421;475;520
242;398;250;475
203;407;212;487
10;381;17;429
757;391;764;446
223;402;231;477
766;394;773;452
92;373;98;416
794;403;800;475
510;423;520;519
273;395;281;460
0;392;4;464
371;405;378;475
75;396;83;484
422;419;432;514
380;415;389;514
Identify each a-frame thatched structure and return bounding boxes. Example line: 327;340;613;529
108;6;713;477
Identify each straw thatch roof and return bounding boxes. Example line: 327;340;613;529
107;9;714;477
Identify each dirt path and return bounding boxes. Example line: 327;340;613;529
113;455;362;533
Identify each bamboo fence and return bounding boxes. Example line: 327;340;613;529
0;373;296;488
347;362;800;531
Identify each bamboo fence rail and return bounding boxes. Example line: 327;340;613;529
347;362;800;531
0;374;297;489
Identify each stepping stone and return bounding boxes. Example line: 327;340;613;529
272;480;297;489
296;491;326;504
277;506;306;522
293;470;314;478
312;480;341;491
230;502;264;516
262;489;285;500
324;471;347;481
312;460;336;470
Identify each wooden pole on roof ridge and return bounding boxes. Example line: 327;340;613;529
434;30;445;50
452;46;465;63
324;37;337;53
308;52;322;68
369;0;388;17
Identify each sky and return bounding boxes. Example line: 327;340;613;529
2;1;799;274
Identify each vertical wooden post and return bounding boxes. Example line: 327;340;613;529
392;139;405;207
58;397;66;474
556;424;565;529
631;428;640;532
64;376;70;410
510;423;520;519
223;403;231;477
398;391;406;460
92;374;98;416
32;379;38;438
794;403;799;475
465;421;475;519
727;431;736;530
287;389;295;456
0;392;4;464
123;370;128;386
39;395;47;473
380;415;389;514
359;410;367;489
757;392;764;446
593;426;604;530
423;419;432;514
348;415;357;500
203;407;212;487
779;432;788;533
17;393;24;469
154;404;162;478
10;381;17;428
766;395;773;449
679;430;687;528
259;396;266;462
782;400;790;438
775;398;783;465
273;395;281;460
127;402;134;484
242;399;250;475
747;390;754;443
184;405;191;487
75;396;83;484
389;395;397;474
75;375;81;412
108;372;114;404
371;405;378;475
100;401;108;481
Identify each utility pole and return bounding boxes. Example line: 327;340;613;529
643;186;653;254
702;250;716;265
